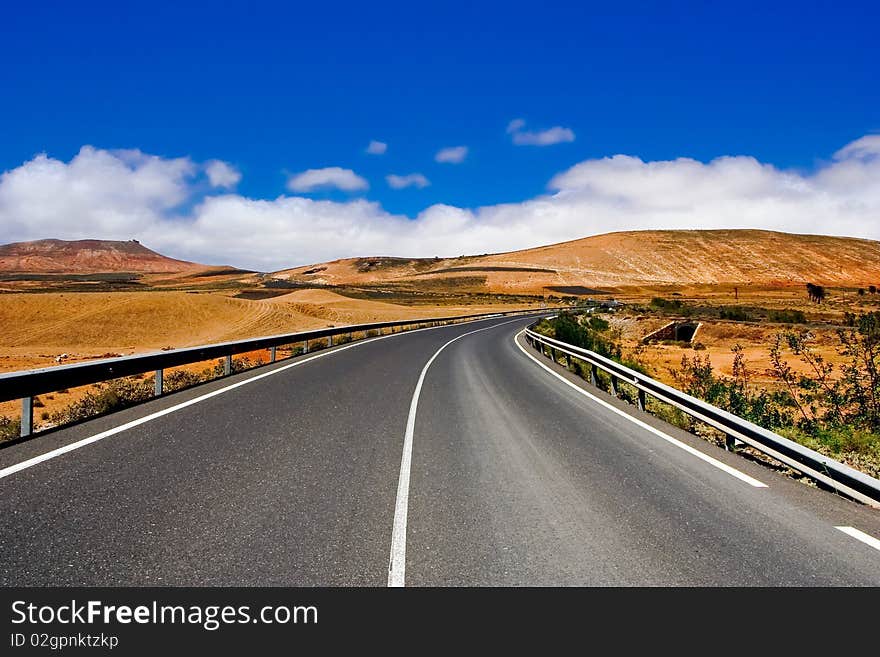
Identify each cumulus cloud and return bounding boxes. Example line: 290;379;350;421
435;146;468;164
205;159;241;189
386;173;430;189
2;137;879;271
366;140;388;155
286;167;369;192
0;146;195;241
508;119;575;146
833;135;880;161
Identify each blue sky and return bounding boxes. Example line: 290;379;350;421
1;0;879;269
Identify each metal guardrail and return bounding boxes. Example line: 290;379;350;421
524;327;880;508
0;307;560;440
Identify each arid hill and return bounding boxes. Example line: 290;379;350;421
0;239;206;274
274;229;880;294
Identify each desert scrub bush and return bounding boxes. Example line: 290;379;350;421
549;312;623;360
671;346;794;430
650;297;682;311
210;356;262;377
536;313;651;376
0;415;21;442
669;313;880;473
769;314;880;432
649;297;693;317
50;377;153;426
719;306;752;321
778;427;880;478
163;369;208;393
768;309;807;324
645;397;694;433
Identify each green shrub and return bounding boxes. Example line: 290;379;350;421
549;312;622;360
50;377;153;426
768;309;806;324
164;369;208;393
651;297;682;310
0;416;21;442
719;307;751;321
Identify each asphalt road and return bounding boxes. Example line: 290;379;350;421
1;315;878;586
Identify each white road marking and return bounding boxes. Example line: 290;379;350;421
835;526;880;552
0;316;518;482
514;330;768;489
388;317;529;587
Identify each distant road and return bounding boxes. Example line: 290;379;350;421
1;316;878;585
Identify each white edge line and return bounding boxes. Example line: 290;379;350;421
514;330;768;489
388;317;528;587
835;526;880;552
0;316;519;482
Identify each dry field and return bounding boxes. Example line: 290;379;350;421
0;288;542;423
604;283;880;386
276;230;880;296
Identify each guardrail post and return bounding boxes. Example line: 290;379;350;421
565;354;572;368
637;389;646;412
224;355;232;376
20;397;33;437
269;347;276;363
154;369;163;396
610;376;618;397
303;340;309;354
590;364;598;387
328;335;334;347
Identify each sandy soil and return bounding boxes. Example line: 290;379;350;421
275;229;880;295
0;289;542;423
606;282;880;387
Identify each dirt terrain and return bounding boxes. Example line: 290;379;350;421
275;229;880;295
0;288;540;421
605;283;880;387
0;238;206;274
0;289;536;371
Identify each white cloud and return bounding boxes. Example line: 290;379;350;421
0;146;195;241
435;146;468;164
833;135;880;161
2;136;879;271
508;119;575;146
366;140;387;155
386;173;430;189
286;167;368;192
205;160;241;189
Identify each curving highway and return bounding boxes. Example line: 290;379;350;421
0;315;878;586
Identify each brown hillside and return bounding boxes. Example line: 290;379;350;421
0;239;206;274
274;229;880;293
